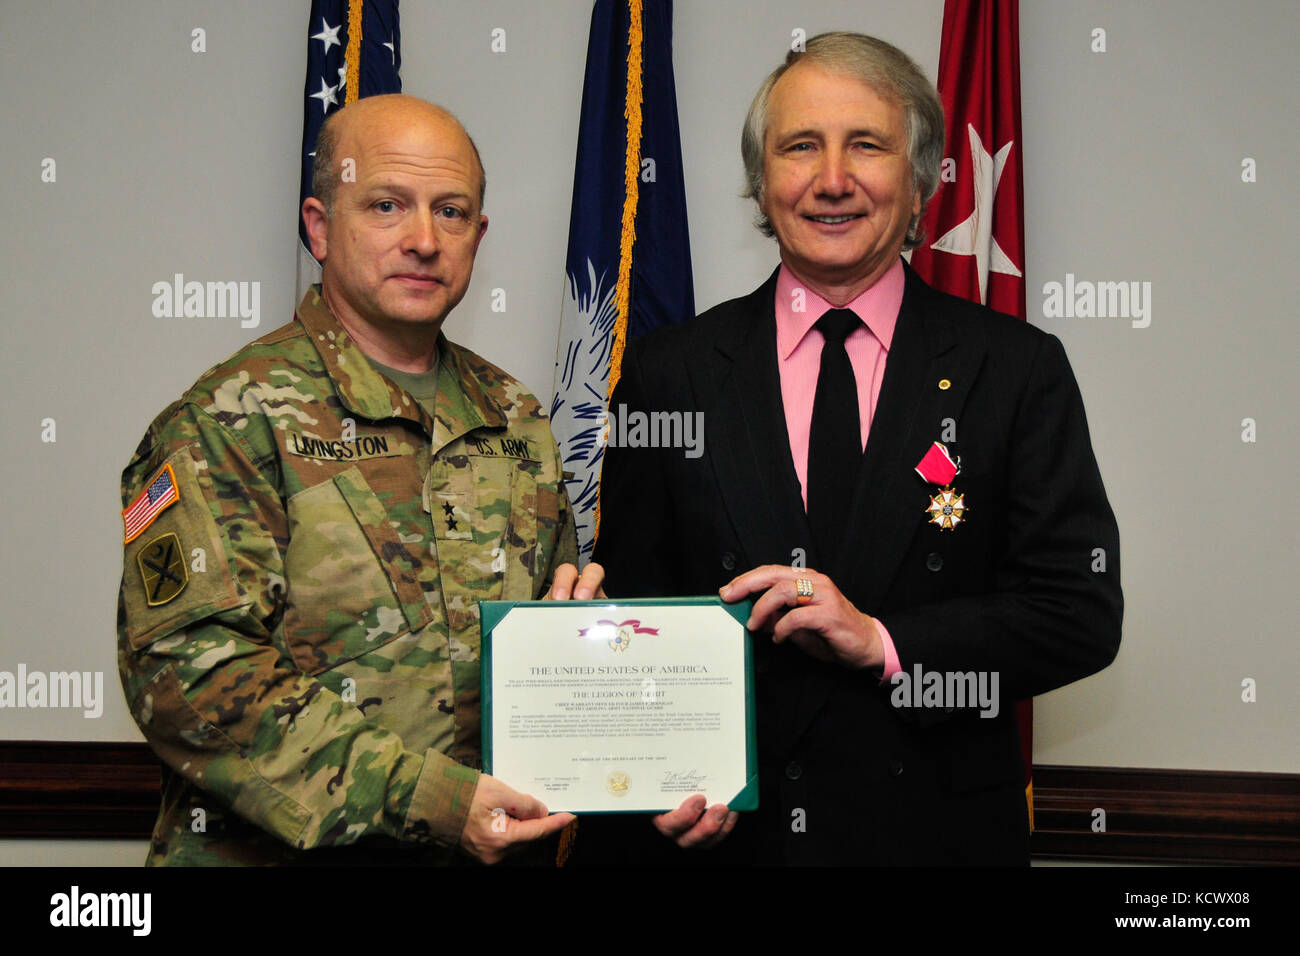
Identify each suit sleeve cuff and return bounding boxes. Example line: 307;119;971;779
402;750;480;849
876;619;901;683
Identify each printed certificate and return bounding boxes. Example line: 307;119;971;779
480;597;757;813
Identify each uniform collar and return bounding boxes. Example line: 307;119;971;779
294;287;508;446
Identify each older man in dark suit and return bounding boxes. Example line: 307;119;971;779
586;31;1121;865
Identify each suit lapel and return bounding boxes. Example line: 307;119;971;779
694;273;830;760
842;264;986;610
696;270;811;569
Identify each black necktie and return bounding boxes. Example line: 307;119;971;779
807;309;862;568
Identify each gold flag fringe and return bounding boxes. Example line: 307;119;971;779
559;0;643;866
591;0;643;546
344;0;363;104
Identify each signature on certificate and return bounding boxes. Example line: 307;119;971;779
660;769;710;790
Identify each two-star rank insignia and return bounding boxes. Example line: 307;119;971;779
442;502;458;531
137;532;189;606
925;488;967;531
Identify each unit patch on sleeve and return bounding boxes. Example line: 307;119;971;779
136;532;189;606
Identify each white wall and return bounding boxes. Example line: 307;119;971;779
0;1;1295;781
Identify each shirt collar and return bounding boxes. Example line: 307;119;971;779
774;258;905;360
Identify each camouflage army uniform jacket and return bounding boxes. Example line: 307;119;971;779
117;288;578;865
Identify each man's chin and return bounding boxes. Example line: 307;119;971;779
384;311;447;327
379;291;452;325
787;255;874;283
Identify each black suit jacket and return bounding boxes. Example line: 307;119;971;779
582;262;1122;865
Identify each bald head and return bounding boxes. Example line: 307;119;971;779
299;92;491;363
311;94;486;214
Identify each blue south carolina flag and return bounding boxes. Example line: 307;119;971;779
550;0;695;558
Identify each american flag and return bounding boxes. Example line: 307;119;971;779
296;0;402;300
122;465;179;544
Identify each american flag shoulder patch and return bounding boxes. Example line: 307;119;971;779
122;463;180;544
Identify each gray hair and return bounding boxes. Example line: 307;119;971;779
310;107;487;215
740;31;945;250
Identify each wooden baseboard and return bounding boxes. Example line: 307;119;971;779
1030;765;1300;865
0;741;160;839
1;742;1296;863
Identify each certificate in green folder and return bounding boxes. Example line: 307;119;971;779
480;596;758;814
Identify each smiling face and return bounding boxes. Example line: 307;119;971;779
760;61;920;303
303;96;487;343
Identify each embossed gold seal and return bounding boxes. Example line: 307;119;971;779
605;770;630;797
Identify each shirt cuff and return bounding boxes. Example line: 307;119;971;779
877;619;901;683
402;749;480;849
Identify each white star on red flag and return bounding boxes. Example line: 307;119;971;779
929;123;1024;305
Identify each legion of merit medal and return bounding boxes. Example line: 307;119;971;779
914;441;968;531
926;487;967;530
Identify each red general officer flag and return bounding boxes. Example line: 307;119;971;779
911;0;1026;319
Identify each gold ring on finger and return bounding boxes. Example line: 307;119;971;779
795;578;814;605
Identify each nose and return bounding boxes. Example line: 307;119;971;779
814;146;854;198
403;208;440;258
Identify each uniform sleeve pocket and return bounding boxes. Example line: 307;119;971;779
122;446;246;651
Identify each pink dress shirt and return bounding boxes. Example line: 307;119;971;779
773;260;904;679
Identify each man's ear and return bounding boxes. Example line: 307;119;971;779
473;214;489;254
302;197;329;262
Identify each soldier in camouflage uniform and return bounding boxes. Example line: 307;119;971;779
117;95;600;865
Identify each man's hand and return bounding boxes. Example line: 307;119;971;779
459;773;576;865
653;794;738;849
545;561;606;601
720;565;884;670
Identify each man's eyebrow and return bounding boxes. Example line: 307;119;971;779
772;127;822;144
358;181;474;203
358;181;408;198
845;126;894;139
773;125;894;142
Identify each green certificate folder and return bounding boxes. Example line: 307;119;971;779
480;596;758;813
